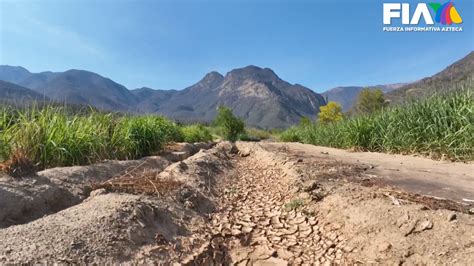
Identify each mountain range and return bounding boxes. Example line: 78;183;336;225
321;52;473;110
0;51;472;128
322;83;406;111
0;65;326;128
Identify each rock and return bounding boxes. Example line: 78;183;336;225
448;213;457;222
301;181;320;192
415;220;433;232
89;188;107;198
216;141;238;154
238;148;251;157
168;151;190;162
378;242;392;252
310;191;325;202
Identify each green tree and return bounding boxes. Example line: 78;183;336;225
355;88;386;114
214;106;245;141
318;101;344;124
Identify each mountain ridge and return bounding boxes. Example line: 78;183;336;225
1;52;471;127
0;65;326;128
137;65;327;128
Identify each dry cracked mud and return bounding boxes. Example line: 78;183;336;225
0;141;473;264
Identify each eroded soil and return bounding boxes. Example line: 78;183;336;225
0;141;473;264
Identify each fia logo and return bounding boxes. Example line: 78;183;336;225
383;1;463;25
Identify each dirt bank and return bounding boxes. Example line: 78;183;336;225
0;142;230;264
0;142;213;228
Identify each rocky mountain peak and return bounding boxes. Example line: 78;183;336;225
197;71;224;88
226;65;280;83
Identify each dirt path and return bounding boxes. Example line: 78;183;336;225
207;151;347;265
262;142;474;204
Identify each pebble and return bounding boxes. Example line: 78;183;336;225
448;213;457;222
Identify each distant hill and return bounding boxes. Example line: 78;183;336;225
0;67;138;112
0;66;32;84
386;52;474;103
322;84;406;111
131;87;177;113
0;80;48;102
136;66;327;128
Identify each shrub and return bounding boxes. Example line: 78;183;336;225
355;88;387;114
214;106;245;141
181;124;213;143
318;101;344;125
240;128;271;141
279;126;303;142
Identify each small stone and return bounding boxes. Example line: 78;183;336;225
415;220;433;233
448;213;457;222
238;148;251;157
89;188;107;198
378;242;392;252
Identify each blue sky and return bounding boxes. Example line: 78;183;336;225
0;0;472;92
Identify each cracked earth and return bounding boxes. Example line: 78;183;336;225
206;154;348;265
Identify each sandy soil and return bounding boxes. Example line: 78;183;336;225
262;142;474;204
0;141;472;264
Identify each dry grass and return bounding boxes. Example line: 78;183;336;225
0;149;36;178
93;164;182;195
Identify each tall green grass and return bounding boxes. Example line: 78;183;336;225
0;106;206;169
181;124;213;143
280;90;473;161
